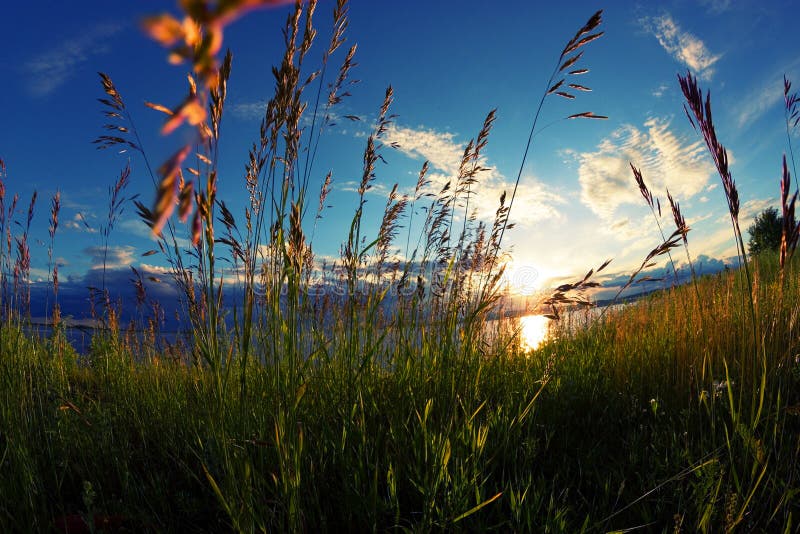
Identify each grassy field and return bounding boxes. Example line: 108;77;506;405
1;254;799;532
2;1;800;531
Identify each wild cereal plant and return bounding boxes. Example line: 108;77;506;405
98;165;136;308
13;191;36;319
600;228;684;317
0;158;9;320
679;71;758;353
96;70;188;262
779;77;800;279
630;162;680;283
137;4;357;527
118;2;616;529
627;164;703;315
779;156;800;291
489;9;606;282
0;166;40;324
237;1;355;424
94;71;200;356
341;86;397;385
129;0;611;386
0;166;40;323
784;75;799;189
665;188;694;279
677;71;800;530
47;191;61;326
135;12;244;400
579;164;688;322
386;10;610;359
666;187;704;310
542;258;611;320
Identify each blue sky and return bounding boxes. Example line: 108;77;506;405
1;0;798;313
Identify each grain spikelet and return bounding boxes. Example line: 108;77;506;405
151;145;191;236
780;155;799;269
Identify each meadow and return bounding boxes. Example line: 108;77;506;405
1;1;800;532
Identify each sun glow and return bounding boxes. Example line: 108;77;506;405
503;260;565;298
519;314;552;351
503;261;543;296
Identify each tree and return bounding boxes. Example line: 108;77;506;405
747;207;783;256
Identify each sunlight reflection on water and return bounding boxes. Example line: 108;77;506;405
519;314;552;351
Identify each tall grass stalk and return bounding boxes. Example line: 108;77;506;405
0;158;10;321
630;162;680;284
47;191;61;327
679;71;759;360
488;10;606;284
784;75;799;190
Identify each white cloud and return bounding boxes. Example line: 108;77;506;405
698;197;775;259
731;197;776;224
83;245;136;270
608;213;662;243
119;218;147;236
338;180;392;197
384;125;465;176
481;176;566;225
24;23;122;97
699;0;732;14
29;267;51;283
652;84;669;98
578;117;714;219
641;14;721;80
713;197;775;224
382;124;566;225
688;212;714;226
691;226;739;259
64;213;97;233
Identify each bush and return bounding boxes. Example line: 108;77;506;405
747;207;783;256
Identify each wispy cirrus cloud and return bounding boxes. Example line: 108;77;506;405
735;60;800;128
652;84;669;98
230;99;348;130
338;180;393;197
230;100;267;120
641;14;721;80
736;85;782;129
382;124;566;225
699;0;732;14
715;197;776;225
24;23;122;97
577;117;714;220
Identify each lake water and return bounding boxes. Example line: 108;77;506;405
513;306;610;351
18;306;608;358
